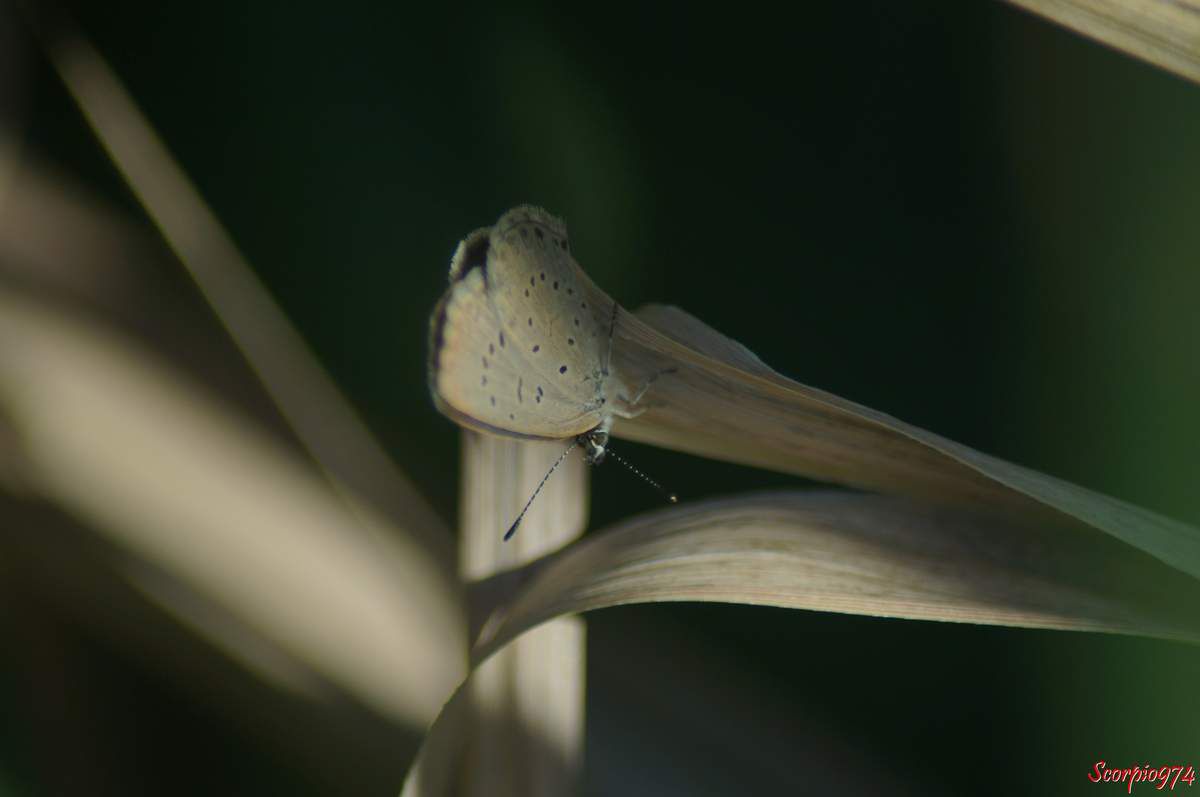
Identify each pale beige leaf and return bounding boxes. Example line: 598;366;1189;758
611;304;1200;584
402;489;1200;794
472;492;1200;662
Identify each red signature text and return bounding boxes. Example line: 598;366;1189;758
1089;761;1196;792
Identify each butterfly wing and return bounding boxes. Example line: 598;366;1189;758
486;206;629;405
429;219;608;440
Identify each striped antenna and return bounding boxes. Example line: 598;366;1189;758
504;439;581;541
605;446;678;504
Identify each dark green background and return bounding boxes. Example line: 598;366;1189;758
5;0;1200;794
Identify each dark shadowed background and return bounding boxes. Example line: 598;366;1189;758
3;1;1199;794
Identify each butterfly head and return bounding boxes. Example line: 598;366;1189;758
579;428;609;464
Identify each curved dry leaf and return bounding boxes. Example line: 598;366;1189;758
475;491;1200;658
611;304;1200;584
403;489;1200;794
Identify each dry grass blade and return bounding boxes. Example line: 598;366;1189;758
473;492;1200;661
403;489;1200;794
33;17;452;565
609;304;1200;583
1004;0;1200;85
0;290;464;726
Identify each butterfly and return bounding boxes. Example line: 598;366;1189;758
428;205;636;465
428;206;675;538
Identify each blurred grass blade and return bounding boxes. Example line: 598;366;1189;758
610;304;1200;583
34;16;452;564
0;289;464;726
1004;0;1200;85
403;489;1200;794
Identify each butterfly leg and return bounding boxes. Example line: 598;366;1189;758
614;367;678;417
629;367;676;404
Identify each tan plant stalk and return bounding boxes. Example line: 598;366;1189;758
458;433;587;797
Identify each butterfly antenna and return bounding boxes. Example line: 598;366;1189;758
605;446;678;505
504;439;581;541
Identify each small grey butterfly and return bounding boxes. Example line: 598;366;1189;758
428;206;674;538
